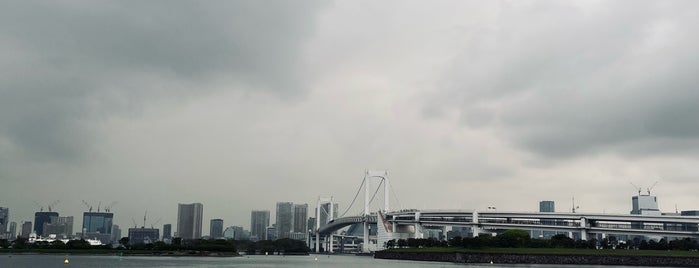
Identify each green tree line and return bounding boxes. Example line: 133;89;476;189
385;229;699;251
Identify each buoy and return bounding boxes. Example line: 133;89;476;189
490;260;493;264
314;256;318;261
64;258;70;264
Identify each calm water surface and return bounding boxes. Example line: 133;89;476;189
0;254;684;268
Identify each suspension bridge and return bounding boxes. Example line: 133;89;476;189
311;171;699;253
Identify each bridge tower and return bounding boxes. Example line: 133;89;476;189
315;196;334;253
363;170;389;253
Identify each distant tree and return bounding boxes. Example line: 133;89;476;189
119;237;130;248
639;240;649;250
385;239;396;249
50;240;66;249
497;229;530;248
550;234;575;248
397;239;407;248
528;239;549;248
0;239;9;249
66;239;91;249
448;236;462;247
171;237;182;247
12;237;27;249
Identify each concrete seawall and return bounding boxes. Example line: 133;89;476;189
374;251;699;267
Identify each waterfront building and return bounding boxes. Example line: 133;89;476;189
250;210;269;241
34;211;59;236
177;203;203;239
43;216;73;238
128;227;159;244
210;219;223;239
112;225;121;242
276;202;293;239
162;224;172;239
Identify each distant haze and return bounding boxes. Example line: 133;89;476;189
2;1;699;236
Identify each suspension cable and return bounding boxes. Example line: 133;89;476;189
339;177;365;217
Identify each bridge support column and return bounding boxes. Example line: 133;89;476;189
329;198;335;253
413;212;424;238
316;197;321;253
580;217;588;241
472;211;480;238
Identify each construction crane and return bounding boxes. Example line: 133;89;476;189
104;201;118;213
48;200;60;212
143;211;148;229
33;201;44;212
647;181;659;195
81;200;93;213
630;182;642;196
151;217;162;229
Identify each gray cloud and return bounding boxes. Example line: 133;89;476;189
0;1;325;163
425;1;699;159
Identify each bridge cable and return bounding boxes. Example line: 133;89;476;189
339;177;365;218
367;179;384;211
389;179;402;210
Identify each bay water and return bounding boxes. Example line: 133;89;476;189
0;254;683;268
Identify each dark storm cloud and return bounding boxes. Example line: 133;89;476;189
0;1;325;162
425;1;699;159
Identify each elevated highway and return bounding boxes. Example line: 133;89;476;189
385;210;699;239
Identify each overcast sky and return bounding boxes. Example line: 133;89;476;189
2;1;699;236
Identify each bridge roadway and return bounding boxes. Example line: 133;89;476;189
318;210;699;239
318;215;377;235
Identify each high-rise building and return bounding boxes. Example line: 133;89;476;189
0;207;8;233
223;225;245;240
21;221;32;238
276;202;293;239
210;219;223;239
34;211;59;236
82;212;113;234
162;224;172;239
177;203;203;239
307;217;316;231
250;210;269;241
291;204;308;241
9;222;17;239
631;194;661;215
293;204;308;233
232;226;245;240
81;212;113;243
539;201;555;212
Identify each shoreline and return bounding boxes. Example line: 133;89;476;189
0;250;241;257
375;251;699;267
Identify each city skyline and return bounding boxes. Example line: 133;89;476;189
3;1;699;236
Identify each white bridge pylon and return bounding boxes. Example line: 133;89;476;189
363;170;389;253
315;195;334;253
